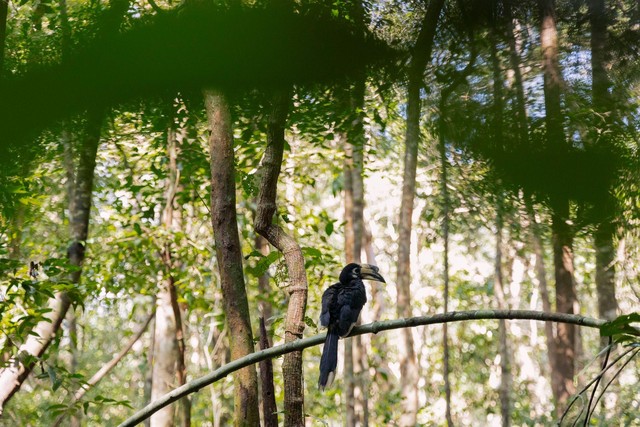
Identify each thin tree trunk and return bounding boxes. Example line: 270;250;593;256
151;281;179;427
504;0;528;146
549;197;577;408
68;309;81;427
489;27;512;425
259;317;278;427
151;125;187;427
439;112;454;427
589;0;618;324
540;0;577;410
145;316;156;427
204;88;260;427
0;110;103;414
342;73;367;426
494;206;511;427
343;124;357;427
397;2;444;424
256;235;274;332
525;201;558;381
254;89;308;427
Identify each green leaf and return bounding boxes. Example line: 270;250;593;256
248;251;281;278
325;221;334;236
600;312;640;338
304;316;317;329
133;222;143;235
302;247;322;259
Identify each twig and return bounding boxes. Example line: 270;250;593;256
588;347;640;419
584;336;612;426
561;344;637;426
119;310;604;427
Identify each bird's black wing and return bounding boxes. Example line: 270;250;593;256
320;283;339;328
335;283;366;337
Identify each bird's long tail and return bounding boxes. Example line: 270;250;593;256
318;329;339;391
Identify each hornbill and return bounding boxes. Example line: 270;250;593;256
318;263;386;390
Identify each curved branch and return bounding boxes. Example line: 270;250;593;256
118;310;604;427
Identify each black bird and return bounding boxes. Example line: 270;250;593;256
318;263;386;391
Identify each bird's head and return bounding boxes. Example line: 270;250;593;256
339;263;386;284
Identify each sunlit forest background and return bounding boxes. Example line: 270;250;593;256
0;0;639;425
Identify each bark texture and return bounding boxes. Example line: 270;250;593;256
204;88;260;427
254;90;308;427
396;2;444;424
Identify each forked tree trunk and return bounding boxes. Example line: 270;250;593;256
539;0;577;410
397;2;444;424
204;88;260;427
254;90;308;427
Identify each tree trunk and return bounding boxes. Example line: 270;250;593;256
439;113;454;427
0;110;103;414
525;201;558;385
504;0;528;146
397;2;444;424
540;0;577;410
343;123;357;427
589;0;618;323
151;125;186;427
254;89;308;427
204;88;260;427
256;235;274;332
490;27;511;425
259;317;278;427
342;72;367;426
145;316;156;427
150;282;179;427
549;197;577;408
494;206;511;427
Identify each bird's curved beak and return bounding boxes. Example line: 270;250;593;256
359;264;386;283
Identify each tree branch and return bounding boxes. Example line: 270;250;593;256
118;310;605;427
